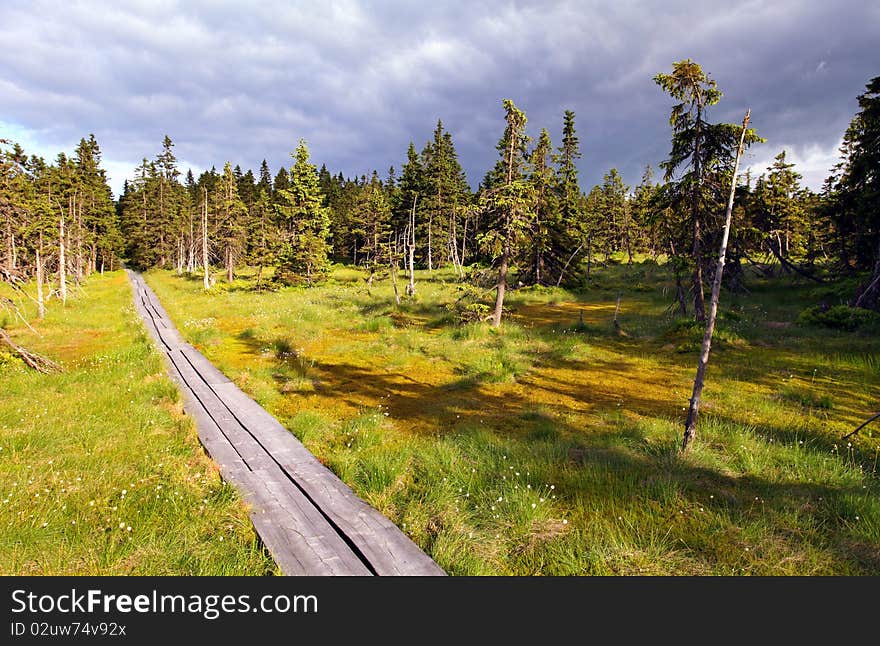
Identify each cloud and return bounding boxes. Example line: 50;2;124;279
0;0;876;197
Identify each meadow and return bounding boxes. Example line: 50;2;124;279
0;272;277;574
142;259;880;575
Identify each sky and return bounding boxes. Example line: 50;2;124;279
1;1;877;199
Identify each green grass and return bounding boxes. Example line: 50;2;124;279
0;272;277;575
141;260;880;575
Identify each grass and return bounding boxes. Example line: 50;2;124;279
0;271;277;575
143;259;880;575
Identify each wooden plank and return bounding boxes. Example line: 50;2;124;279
213;381;446;576
166;348;371;575
179;345;232;385
127;270;445;576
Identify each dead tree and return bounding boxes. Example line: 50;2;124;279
389;231;401;306
682;110;751;452
0;328;61;374
406;195;417;297
202;187;210;290
57;201;67;306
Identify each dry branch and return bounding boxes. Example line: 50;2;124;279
842;411;880;440
0;328;62;374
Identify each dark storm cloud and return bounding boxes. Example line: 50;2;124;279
1;0;876;196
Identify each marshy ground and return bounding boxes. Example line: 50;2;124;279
137;259;880;575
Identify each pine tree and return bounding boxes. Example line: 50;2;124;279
354;171;392;283
551;110;585;285
275;140;331;285
393;142;425;247
837;76;880;308
631;165;660;258
257;160;273;195
214;162;248;282
479;99;534;327
526;128;556;284
655;59;762;320
757;151;803;259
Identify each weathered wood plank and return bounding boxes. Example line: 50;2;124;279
127;270;445;576
166;348;372;574
214;381;446;576
179;345;231;385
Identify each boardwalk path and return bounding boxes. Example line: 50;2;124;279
128;271;445;576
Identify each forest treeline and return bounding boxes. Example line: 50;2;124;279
2;61;879;323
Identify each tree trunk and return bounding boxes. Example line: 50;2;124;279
75;198;83;285
460;212;469;266
690;106;706;323
202;188;210;290
556;242;583;288
4;207;13;272
187;214;195;273
427;213;433;271
853;236;880;310
682;110;750;451
491;250;508;327
450;210;463;280
59;207;67;306
406;196;417;297
36;234;45;320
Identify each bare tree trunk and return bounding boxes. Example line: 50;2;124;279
586;234;593;278
682;110;750;452
88;240;96;277
58;206;67;306
36;234;45;320
853;236;880;310
624;205;634;266
202;188;210;290
226;246;233;282
556;242;584;287
675;274;688;316
427;212;433;271
390;232;401;306
450;210;463;280
406;195;417;297
4;207;13;272
491;249;508;327
75;199;83;285
460;211;469;266
187;213;195;273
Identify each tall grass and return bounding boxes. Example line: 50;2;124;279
0;272;277;575
144;261;880;575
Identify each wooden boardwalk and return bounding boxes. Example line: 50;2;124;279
127;271;445;576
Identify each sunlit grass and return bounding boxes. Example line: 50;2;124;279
0;272;277;575
143;259;880;575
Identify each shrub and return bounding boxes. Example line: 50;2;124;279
797;305;880;331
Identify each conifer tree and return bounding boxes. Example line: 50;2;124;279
527;128;556;284
214;162;247;282
275;140;331;285
655;59;762;320
479;99;534;327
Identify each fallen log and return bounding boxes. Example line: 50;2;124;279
0;327;62;374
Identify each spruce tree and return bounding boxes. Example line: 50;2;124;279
275;140;331;285
479;99;534;327
214;162;248;282
655;59;762;320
